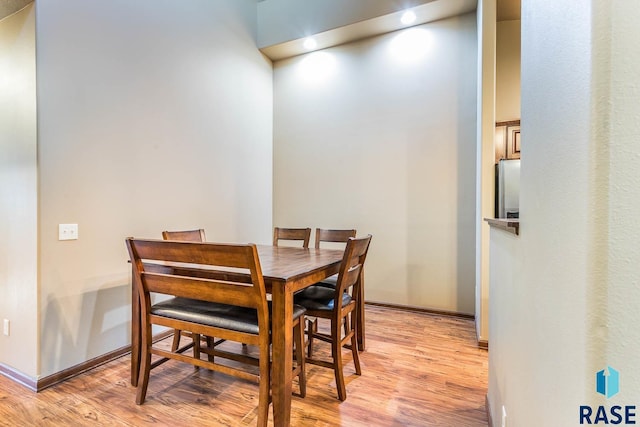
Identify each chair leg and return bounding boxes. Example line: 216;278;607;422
257;344;270;427
294;319;307;398
349;314;361;376
171;329;182;351
332;320;347;401
306;317;317;358
205;336;214;362
136;325;152;405
193;333;201;365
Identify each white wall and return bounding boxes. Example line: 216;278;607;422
0;3;38;378
34;0;272;378
487;227;520;426
489;0;592;422
273;13;478;314
495;20;520;122
604;0;640;399
488;1;640;425
257;0;436;47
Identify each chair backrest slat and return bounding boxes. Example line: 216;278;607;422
315;228;356;249
273;227;311;248
131;239;254;268
141;272;259;308
162;229;206;242
340;264;362;290
126;238;266;311
334;235;372;304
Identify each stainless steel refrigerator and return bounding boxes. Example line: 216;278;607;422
495;159;520;218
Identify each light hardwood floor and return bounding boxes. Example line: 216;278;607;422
0;305;488;426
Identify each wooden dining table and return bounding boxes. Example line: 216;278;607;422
130;244;358;427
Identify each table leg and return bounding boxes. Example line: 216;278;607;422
357;271;366;351
131;265;140;386
271;283;294;427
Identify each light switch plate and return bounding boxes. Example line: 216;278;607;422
59;224;79;240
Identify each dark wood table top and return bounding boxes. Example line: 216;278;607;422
254;245;344;282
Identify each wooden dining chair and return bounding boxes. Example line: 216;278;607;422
126;238;307;427
161;228;207;352
273;227;311;248
306;228;357;355
314;228;357;286
294;234;372;401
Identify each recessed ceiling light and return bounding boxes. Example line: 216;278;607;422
303;38;317;50
401;10;416;25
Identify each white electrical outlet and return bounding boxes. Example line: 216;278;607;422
3;319;9;336
59;224;79;240
501;405;507;427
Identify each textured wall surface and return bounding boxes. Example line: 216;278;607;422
489;0;640;425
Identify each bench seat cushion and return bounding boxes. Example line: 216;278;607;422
151;297;306;335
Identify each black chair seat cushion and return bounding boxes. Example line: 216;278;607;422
151;297;306;335
294;285;352;311
316;274;337;288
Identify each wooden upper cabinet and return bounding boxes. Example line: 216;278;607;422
495;120;521;163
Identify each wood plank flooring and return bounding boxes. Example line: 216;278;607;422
0;305;488;426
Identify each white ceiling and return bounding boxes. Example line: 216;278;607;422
0;0;520;39
0;0;32;21
260;0;477;61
